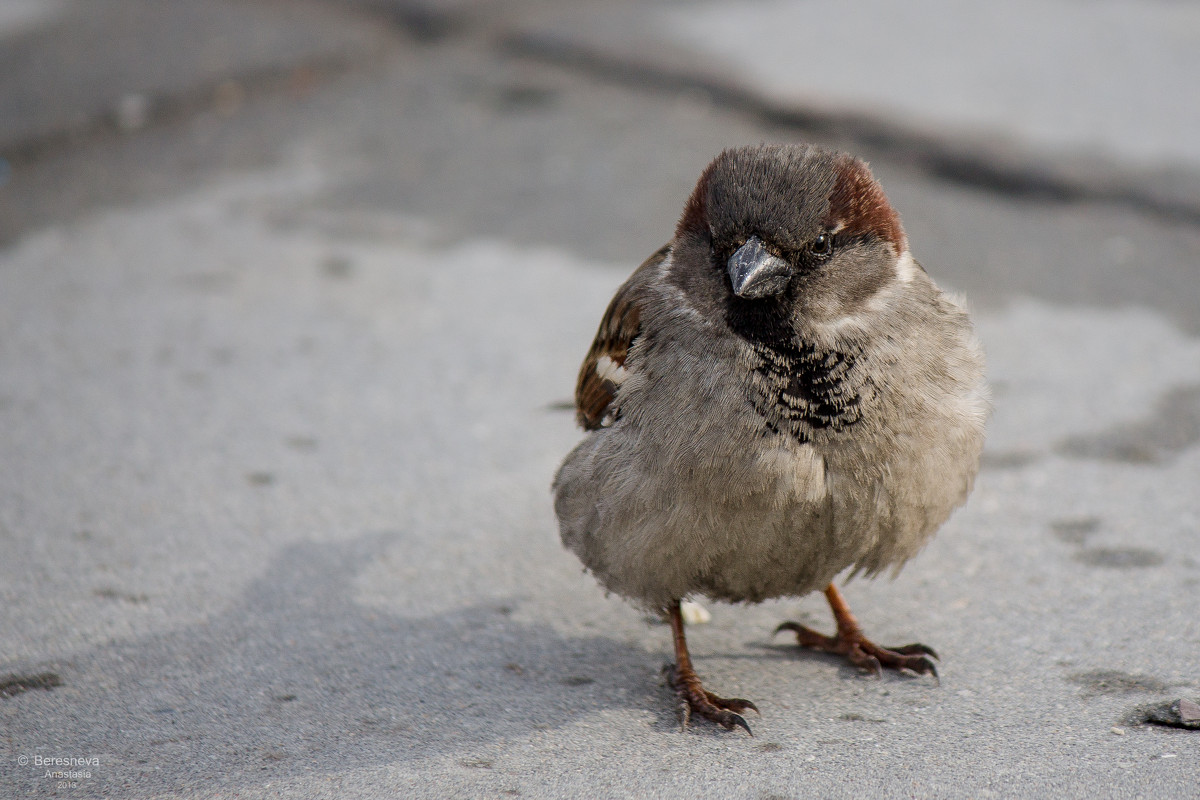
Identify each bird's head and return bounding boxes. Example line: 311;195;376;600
674;143;913;328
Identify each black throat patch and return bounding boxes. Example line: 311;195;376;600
725;298;867;441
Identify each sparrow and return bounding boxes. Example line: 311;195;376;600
553;143;988;734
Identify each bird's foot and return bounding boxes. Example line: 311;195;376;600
664;663;758;734
775;620;939;681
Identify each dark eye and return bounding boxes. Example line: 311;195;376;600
809;233;833;258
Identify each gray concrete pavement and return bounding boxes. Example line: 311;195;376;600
2;1;1198;798
660;0;1200;169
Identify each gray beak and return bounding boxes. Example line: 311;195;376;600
727;236;793;299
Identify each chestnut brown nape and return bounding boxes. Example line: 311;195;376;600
675;165;712;240
823;156;907;252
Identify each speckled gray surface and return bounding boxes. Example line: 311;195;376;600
2;1;1198;798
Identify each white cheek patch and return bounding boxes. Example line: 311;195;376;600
655;248;709;324
596;355;630;385
895;249;918;285
656;249;674;279
818;249;917;337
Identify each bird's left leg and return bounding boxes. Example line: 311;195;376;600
665;600;757;734
776;584;939;679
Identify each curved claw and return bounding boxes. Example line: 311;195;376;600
668;663;757;735
873;650;938;683
892;642;940;660
718;710;753;735
773;621;803;637
705;691;759;716
851;650;884;680
909;656;940;686
774;620;839;654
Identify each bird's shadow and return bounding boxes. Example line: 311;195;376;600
2;531;674;797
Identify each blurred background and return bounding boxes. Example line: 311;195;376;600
2;1;1198;797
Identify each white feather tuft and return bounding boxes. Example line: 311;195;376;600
596;355;629;385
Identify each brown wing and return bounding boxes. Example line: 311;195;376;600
574;244;669;430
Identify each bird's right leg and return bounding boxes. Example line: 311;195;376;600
665;600;757;734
